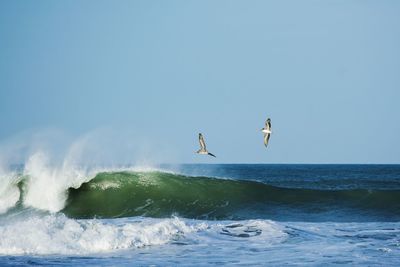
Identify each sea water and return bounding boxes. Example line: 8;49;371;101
0;164;399;266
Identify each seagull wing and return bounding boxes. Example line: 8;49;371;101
208;152;216;158
199;133;207;151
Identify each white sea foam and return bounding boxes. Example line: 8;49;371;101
0;214;287;255
0;215;194;254
89;180;121;190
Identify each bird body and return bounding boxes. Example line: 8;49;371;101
196;133;216;157
261;118;272;148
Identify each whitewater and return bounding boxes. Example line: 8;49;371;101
0;153;399;265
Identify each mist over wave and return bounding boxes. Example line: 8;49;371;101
0;129;177;214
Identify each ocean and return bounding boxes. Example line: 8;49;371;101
0;164;399;266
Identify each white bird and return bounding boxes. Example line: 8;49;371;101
196;133;216;157
261;118;272;148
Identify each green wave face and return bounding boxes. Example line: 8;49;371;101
62;171;400;220
63;171;266;219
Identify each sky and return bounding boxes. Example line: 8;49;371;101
0;0;399;164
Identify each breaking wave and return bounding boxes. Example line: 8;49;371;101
1;162;399;220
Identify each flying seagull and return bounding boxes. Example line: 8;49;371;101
261;118;272;148
196;133;216;157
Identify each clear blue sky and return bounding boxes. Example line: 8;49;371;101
0;0;399;164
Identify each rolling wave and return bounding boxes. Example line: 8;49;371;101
62;171;400;220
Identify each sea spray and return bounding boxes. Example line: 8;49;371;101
22;151;95;212
0;167;20;214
